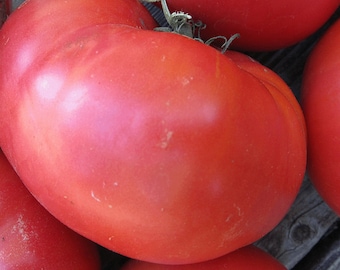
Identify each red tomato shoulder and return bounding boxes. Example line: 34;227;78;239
165;0;340;51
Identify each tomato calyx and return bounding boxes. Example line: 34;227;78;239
143;0;239;53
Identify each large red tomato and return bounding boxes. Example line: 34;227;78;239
122;245;286;270
301;19;340;215
0;150;101;269
0;0;306;265
163;0;339;51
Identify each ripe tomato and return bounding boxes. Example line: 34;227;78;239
301;19;340;215
0;0;306;265
0;150;101;269
164;0;339;51
122;245;286;269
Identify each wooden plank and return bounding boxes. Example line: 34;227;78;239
255;176;339;269
293;220;340;269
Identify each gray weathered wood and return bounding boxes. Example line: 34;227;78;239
255;176;339;269
292;220;340;269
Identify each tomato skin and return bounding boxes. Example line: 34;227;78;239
0;150;101;269
0;0;156;92
121;245;287;270
165;0;339;51
0;23;306;264
0;0;306;265
301;19;340;215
